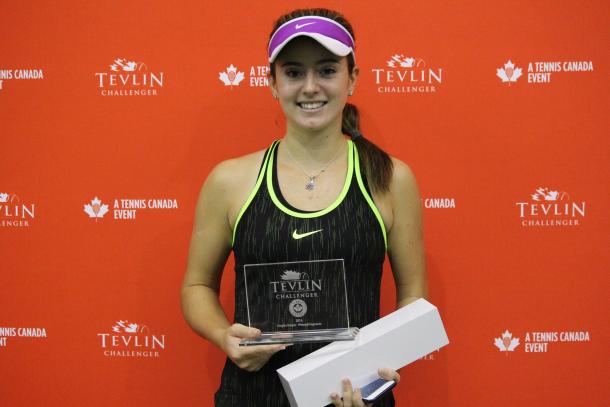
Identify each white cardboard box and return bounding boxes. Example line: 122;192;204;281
276;298;449;407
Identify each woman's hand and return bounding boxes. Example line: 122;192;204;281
220;323;287;372
329;368;400;407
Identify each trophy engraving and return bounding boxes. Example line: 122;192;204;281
240;259;359;346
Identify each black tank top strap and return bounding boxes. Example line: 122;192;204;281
231;140;279;246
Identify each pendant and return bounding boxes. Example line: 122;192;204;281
305;177;316;191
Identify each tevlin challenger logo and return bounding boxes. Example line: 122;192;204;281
98;320;166;358
219;64;270;88
270;270;324;330
372;54;443;93
84;196;179;221
269;270;322;301
516;187;585;227
0;192;36;228
497;59;593;84
95;58;164;96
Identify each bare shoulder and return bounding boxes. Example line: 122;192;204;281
387;156;422;229
384;157;427;301
205;149;267;192
200;148;268;227
371;156;420;234
389;156;418;193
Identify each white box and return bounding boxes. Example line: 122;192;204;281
276;298;449;407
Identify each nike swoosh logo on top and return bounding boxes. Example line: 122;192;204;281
292;229;323;239
295;22;316;29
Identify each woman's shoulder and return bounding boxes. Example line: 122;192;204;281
200;147;269;212
211;148;268;183
387;155;421;211
388;156;417;190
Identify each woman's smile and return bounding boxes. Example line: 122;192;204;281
296;101;328;111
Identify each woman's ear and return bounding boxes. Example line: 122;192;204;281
348;65;359;95
268;73;278;99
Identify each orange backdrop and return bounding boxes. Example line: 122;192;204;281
1;1;608;406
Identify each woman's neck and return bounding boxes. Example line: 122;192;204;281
282;122;346;167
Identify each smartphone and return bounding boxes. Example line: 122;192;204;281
360;378;397;403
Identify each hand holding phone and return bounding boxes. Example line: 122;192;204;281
360;377;397;403
330;369;400;406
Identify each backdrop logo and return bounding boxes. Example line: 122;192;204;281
98;320;166;358
113;320;148;334
496;60;522;84
95;58;164;96
0;192;36;228
516;187;585;227
0;68;44;91
523;331;590;352
498;58;594;84
219;64;269;88
423;197;456;209
219;64;245;87
419;350;439;361
494;328;591;353
84;196;179;221
494;330;520;354
371;54;443;94
248;65;270;87
0;326;47;348
84;197;109;221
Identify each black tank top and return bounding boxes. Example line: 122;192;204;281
215;139;394;407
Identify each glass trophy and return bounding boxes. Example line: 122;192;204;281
240;258;359;346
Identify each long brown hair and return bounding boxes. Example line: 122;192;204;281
268;8;394;193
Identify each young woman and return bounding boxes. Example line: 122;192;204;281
181;8;427;407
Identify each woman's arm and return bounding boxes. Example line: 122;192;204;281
386;158;428;307
181;160;235;347
180;158;286;371
331;159;426;406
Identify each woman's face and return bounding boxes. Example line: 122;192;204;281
270;37;358;134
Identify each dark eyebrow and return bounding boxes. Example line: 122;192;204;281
280;58;340;67
316;58;340;64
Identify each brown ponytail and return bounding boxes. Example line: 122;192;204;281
269;8;394;193
342;103;393;193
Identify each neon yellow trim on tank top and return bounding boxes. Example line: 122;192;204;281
266;140;354;218
353;145;388;250
231;141;278;246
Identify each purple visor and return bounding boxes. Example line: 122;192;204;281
268;16;355;63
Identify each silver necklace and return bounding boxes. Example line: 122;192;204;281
282;143;345;191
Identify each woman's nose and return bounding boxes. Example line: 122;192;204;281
302;71;320;94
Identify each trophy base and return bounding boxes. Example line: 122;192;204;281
239;327;359;346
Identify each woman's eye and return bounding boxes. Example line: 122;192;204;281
321;67;337;76
285;70;302;78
